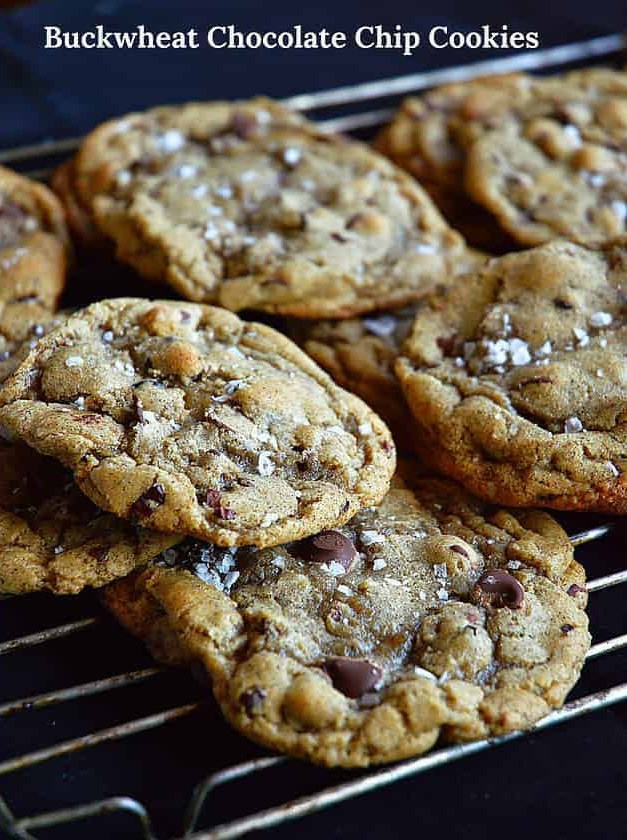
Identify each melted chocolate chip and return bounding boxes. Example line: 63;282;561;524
323;657;383;699
554;298;573;310
561;624;574;635
241;687;267;715
230;111;260;140
474;569;524;609
131;483;166;518
382;440;394;456
134;396;146;424
436;335;461;357
450;544;469;558
293;530;357;572
205;489;222;508
217;506;236;520
567;583;584;597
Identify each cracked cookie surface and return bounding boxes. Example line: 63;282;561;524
103;472;589;767
0;298;395;546
396;241;627;511
0;439;179;595
68;97;465;318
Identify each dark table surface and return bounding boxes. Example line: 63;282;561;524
0;2;626;839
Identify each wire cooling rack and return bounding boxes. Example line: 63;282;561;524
1;31;626;840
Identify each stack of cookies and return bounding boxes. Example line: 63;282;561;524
2;67;625;767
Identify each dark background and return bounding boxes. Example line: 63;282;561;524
0;2;626;839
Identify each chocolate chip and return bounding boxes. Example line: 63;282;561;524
205;489;222;508
554;298;573;310
346;213;364;229
90;546;109;562
331;233;348;243
450;544;469;558
76;414;103;425
134;396;146;423
567;583;584;597
323;657;383;699
180;310;192;323
561;624;574;635
230;111;259;140
0;199;27;222
241;687;267;715
131;483;166;518
473;569;524;609
436;335;460;356
217;506;236;520
293;530;358;572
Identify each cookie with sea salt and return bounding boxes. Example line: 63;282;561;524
0;165;69;309
396;241;627;511
0;306;64;385
66;97;465;318
0;298;395;547
0;167;69;378
0;439;179;595
103;472;589;767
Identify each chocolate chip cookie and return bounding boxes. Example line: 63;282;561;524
66;97;465;317
377;69;627;249
0;439;179;595
374;74;532;251
0;165;69;306
290;249;486;448
465;76;627;246
0;306;64;385
103;471;589;767
0;298;395;546
0;166;70;379
396;241;627;511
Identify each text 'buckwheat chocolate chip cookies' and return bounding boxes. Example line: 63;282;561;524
396;241;627;512
103;471;589;767
0;298;395;546
0;439;179;595
0;166;70;381
61;97;465;317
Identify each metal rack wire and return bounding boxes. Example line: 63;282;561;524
1;32;626;840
